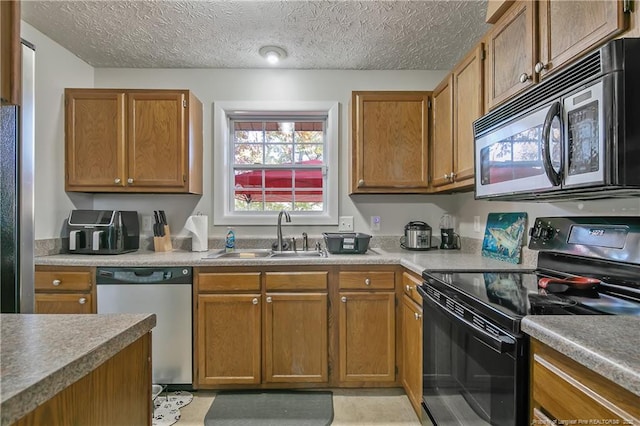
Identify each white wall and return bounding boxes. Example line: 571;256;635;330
21;22;94;240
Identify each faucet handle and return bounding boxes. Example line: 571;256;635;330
292;237;297;252
315;241;322;251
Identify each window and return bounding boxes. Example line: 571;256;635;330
213;101;339;226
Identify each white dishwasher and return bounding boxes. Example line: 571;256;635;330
96;267;192;388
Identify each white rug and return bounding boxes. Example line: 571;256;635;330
153;390;194;426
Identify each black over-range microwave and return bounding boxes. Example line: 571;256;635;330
473;38;640;201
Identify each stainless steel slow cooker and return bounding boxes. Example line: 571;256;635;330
400;221;432;250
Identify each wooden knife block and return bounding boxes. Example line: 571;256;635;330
153;225;173;252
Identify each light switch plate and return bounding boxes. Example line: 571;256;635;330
142;216;154;233
338;216;354;232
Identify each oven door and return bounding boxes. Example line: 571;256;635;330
474;101;562;199
419;285;528;426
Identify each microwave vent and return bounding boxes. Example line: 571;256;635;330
475;49;602;136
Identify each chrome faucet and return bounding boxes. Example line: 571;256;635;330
302;232;308;251
276;210;291;251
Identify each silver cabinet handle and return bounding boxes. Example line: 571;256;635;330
364;278;371;286
127;178;134;184
341;296;347;303
52;279;61;286
114;178;121;184
414;312;422;320
266;296;272;303
405;284;411;292
444;173;450;180
450;172;456;180
534;62;547;73
358;179;365;186
519;73;531;83
252;298;259;305
79;298;87;305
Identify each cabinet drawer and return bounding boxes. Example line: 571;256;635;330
35;269;92;291
338;271;395;290
198;272;261;292
265;271;328;291
531;339;640;424
35;293;93;314
402;271;423;305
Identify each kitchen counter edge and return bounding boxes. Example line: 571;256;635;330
0;313;157;426
521;315;640;397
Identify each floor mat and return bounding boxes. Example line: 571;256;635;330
153;390;193;426
204;390;333;426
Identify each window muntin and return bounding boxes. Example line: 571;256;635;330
230;118;326;213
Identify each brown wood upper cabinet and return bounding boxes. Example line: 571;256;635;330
1;0;20;105
430;44;484;192
65;88;203;194
350;91;431;194
487;0;628;110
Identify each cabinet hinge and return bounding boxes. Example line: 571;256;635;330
395;366;398;375
623;0;632;13
183;99;187;108
481;48;486;61
427;99;432;109
395;297;398;307
183;174;187;183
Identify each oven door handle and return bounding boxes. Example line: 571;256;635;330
541;101;563;187
418;285;516;354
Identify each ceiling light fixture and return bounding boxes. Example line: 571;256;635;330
259;46;287;65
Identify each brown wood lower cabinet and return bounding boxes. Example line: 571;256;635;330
337;268;397;384
530;338;640;425
401;271;423;418
195;268;329;388
34;266;95;314
197;293;262;386
264;292;328;383
14;333;151;425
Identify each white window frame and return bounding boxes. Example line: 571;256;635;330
213;101;339;226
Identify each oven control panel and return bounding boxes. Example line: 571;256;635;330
529;216;640;261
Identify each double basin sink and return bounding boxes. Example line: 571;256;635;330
205;248;327;259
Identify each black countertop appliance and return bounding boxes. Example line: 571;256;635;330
66;210;139;254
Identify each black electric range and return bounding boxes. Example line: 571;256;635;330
422;216;640;334
419;216;640;426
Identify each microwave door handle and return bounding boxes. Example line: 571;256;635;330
420;286;516;354
541;101;562;186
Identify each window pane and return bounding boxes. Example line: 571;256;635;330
294;200;323;212
295;145;323;162
265;144;293;164
234;144;264;164
294;168;322;189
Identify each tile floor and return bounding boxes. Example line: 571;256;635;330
177;388;432;426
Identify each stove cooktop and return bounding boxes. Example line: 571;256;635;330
421;270;640;334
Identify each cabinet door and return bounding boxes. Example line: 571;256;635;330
264;293;328;383
486;0;536;110
197;294;261;385
351;91;430;193
1;0;20;105
127;91;187;190
65;90;126;190
538;0;627;79
430;75;454;189
339;291;395;382
453;43;484;185
401;294;423;418
35;293;93;314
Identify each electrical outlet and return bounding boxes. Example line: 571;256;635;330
474;216;482;232
338;216;354;232
370;216;381;231
142;216;154;233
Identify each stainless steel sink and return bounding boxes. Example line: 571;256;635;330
205;249;273;259
270;250;326;258
204;249;326;259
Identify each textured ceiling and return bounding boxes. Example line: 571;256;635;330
21;1;490;70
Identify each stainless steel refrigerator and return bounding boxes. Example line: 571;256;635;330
1;41;35;313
